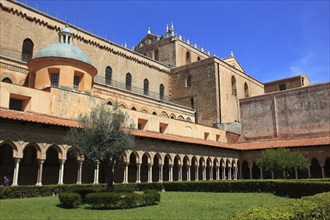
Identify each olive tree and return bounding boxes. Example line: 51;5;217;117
256;148;308;179
68;103;134;192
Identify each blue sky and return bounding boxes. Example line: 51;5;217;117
19;0;329;83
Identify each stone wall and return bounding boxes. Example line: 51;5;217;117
240;83;330;140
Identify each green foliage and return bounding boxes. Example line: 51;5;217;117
142;190;161;205
0;184;106;200
1;180;329;200
256;149;308;176
68;103;135;191
229;192;330;220
132;180;330;198
85;191;161;209
58;192;81;209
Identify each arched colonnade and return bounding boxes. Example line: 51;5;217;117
0;141;239;186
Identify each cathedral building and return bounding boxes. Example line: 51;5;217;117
0;0;329;186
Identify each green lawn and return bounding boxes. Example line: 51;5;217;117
0;192;292;220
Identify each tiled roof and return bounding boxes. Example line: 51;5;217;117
131;129;236;150
0;108;79;128
231;137;330;150
1;108;329;151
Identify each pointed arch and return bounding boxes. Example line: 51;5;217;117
186;51;191;64
244;82;249;98
159;84;164;100
161;111;169;118
22;38;33;61
125;73;132;91
143;78;149;96
231;76;237;96
105;66;112;85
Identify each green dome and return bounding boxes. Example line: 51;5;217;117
34;43;92;65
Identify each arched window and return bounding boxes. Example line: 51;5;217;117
197;56;201;61
2;77;12;84
131;107;136;111
105;66;112;85
22;38;34;62
159;84;164;100
126;73;132;91
154;49;159;61
107;101;112;105
186;51;191;64
244;82;249;98
143;79;149;96
231;76;237;96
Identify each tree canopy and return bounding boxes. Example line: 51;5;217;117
256;148;308;178
68;103;135;191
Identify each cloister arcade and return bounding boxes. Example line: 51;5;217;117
239;158;330;180
0;141;240;186
1;139;329;186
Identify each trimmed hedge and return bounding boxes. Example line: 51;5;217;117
85;190;160;209
229;192;330;220
132;180;330;198
1;179;329;200
0;183;135;200
58;192;81;209
0;184;106;200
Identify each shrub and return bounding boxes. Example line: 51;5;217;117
58;192;81;209
229;192;330;220
0;184;106;200
142;190;161;205
85;191;161;209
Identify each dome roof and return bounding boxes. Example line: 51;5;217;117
34;43;92;65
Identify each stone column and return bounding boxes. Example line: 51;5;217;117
123;162;129;183
169;164;173;181
136;163;141;183
307;167;311;178
93;161;100;184
321;166;325;179
249;166;253;179
178;165;182;181
147;163;153;183
187;165;191;181
222;167;226;180
58;159;66;185
159;164;163;182
228;167;232;180
195;165;199;181
209;166;213;180
294;168;298;179
36;159;45;186
271;171;274;179
239;164;243;179
259;168;263;179
202;166;206;180
235;167;239;180
76;160;83;184
215;166;220;180
12;158;21;186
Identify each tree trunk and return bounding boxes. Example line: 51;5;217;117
107;159;115;192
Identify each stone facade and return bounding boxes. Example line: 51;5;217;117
240;83;330;141
264;74;311;93
0;0;329;186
